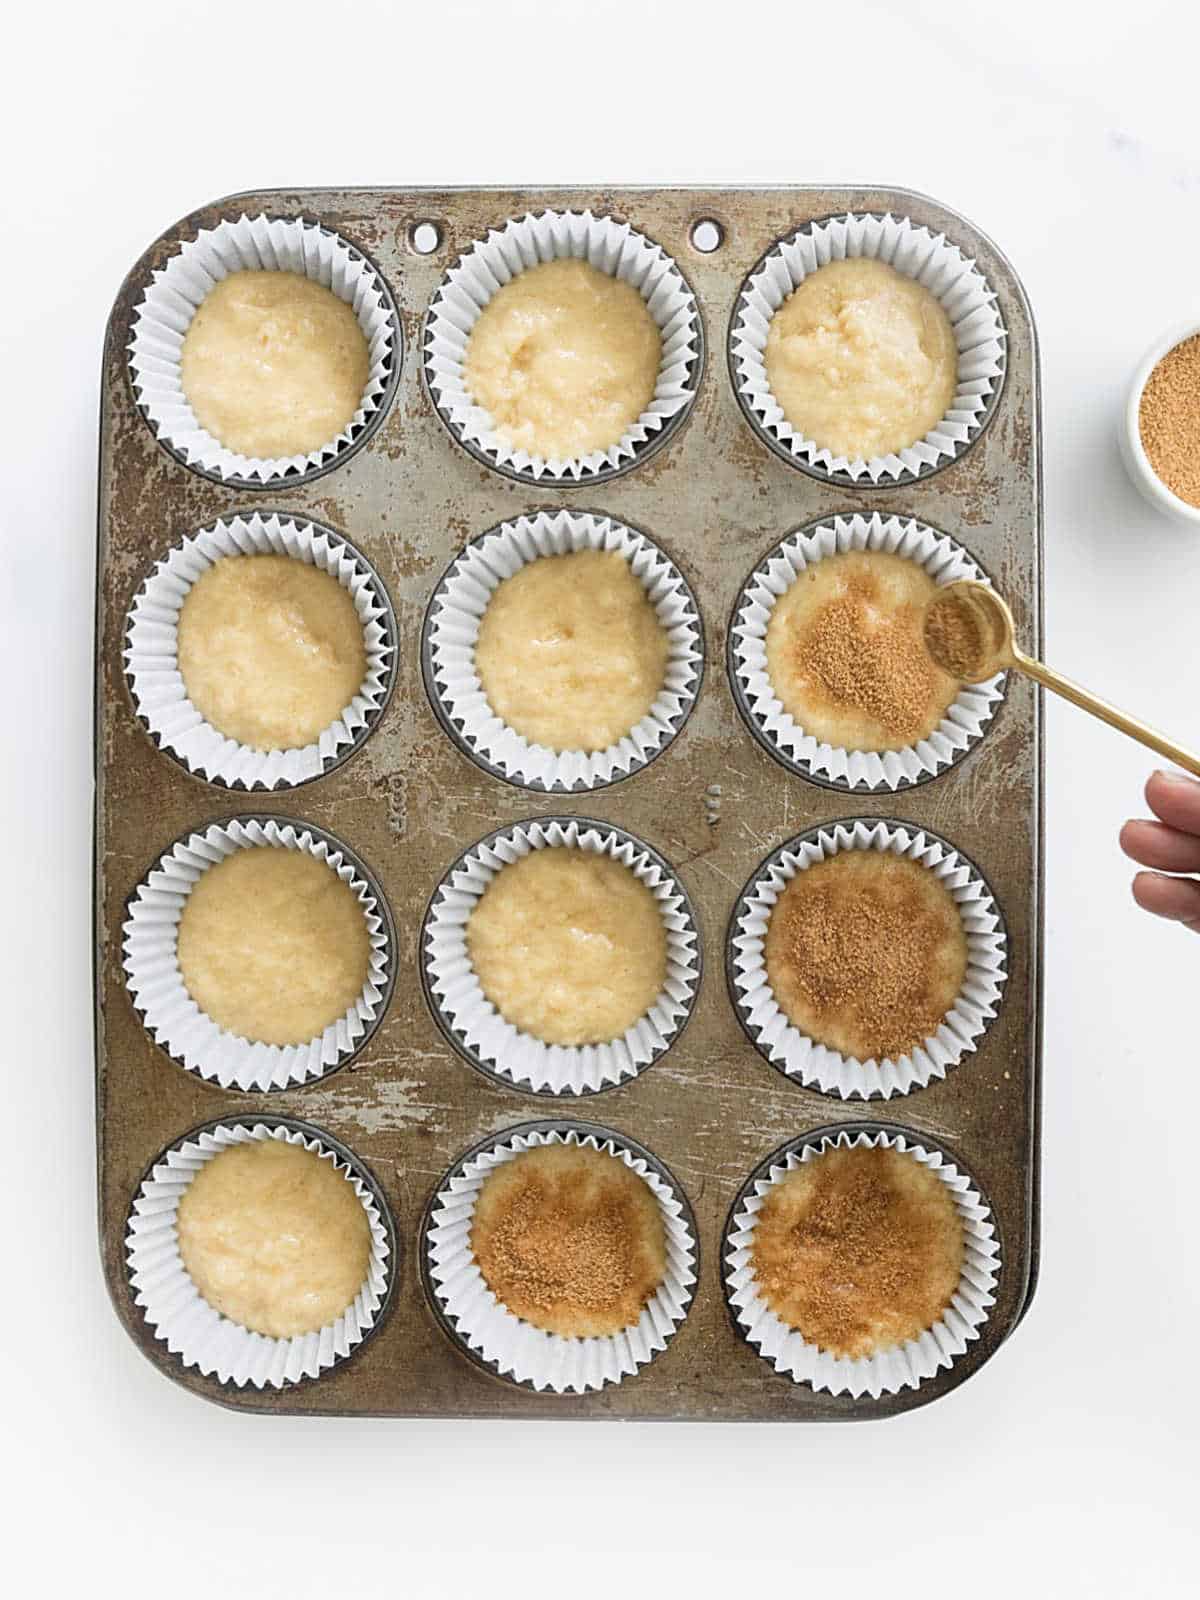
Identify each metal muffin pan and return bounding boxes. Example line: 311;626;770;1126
95;185;1042;1420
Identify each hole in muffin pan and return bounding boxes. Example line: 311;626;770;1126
410;220;442;255
690;218;724;253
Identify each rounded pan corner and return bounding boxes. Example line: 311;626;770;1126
814;181;1040;357
801;1303;1033;1422
99;1222;397;1421
96;1231;259;1415
892;183;1040;351
102;193;233;350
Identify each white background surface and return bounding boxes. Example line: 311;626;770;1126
4;2;1198;1594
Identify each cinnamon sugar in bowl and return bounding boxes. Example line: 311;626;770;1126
1120;318;1200;529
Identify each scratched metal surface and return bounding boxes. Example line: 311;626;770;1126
95;186;1043;1420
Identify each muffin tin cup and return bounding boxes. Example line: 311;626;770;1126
728;512;1006;792
122;816;395;1092
728;818;1007;1100
422;208;702;484
729;211;1007;486
723;1125;1000;1399
422;1120;698;1394
127;213;401;487
421;817;701;1095
422;509;703;792
124;513;398;791
126;1116;395;1390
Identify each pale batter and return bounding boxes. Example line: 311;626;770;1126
462;258;661;459
177;554;367;751
751;1145;964;1359
177;1139;371;1339
180;270;370;458
471;1144;666;1337
177;846;370;1046
765;549;959;751
466;847;666;1046
765;852;967;1061
764;258;958;460
475;549;668;752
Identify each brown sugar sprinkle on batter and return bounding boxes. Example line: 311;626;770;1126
765;852;967;1061
795;572;938;741
750;1145;964;1359
470;1145;666;1338
1139;333;1200;508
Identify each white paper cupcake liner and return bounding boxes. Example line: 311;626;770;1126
422;818;701;1095
724;1125;1000;1399
730;212;1007;485
126;1117;394;1389
728;819;1007;1099
124;513;397;791
729;512;1006;792
127;213;400;486
123;817;395;1092
423;1121;697;1393
423;209;702;483
422;509;703;792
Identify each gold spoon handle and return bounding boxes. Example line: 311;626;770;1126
1014;651;1200;779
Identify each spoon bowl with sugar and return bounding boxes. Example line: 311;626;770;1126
923;581;1200;778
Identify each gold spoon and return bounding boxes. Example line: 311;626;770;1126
923;580;1200;779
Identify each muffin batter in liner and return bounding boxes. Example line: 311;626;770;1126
123;817;393;1091
128;213;399;485
728;819;1006;1099
422;818;701;1094
423;209;701;482
124;513;396;790
423;509;702;791
126;1118;393;1389
724;1126;999;1399
423;1122;696;1393
729;512;1005;791
730;212;1006;485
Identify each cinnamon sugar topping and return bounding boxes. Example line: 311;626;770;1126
1139;332;1200;509
764;549;963;754
750;1145;964;1359
764;851;967;1061
470;1144;667;1338
795;572;939;741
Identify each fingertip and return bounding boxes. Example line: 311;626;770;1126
1145;768;1200;830
1147;767;1200;799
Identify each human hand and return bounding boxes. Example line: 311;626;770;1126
1119;771;1200;933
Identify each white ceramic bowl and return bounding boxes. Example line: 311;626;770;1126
1119;317;1200;530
